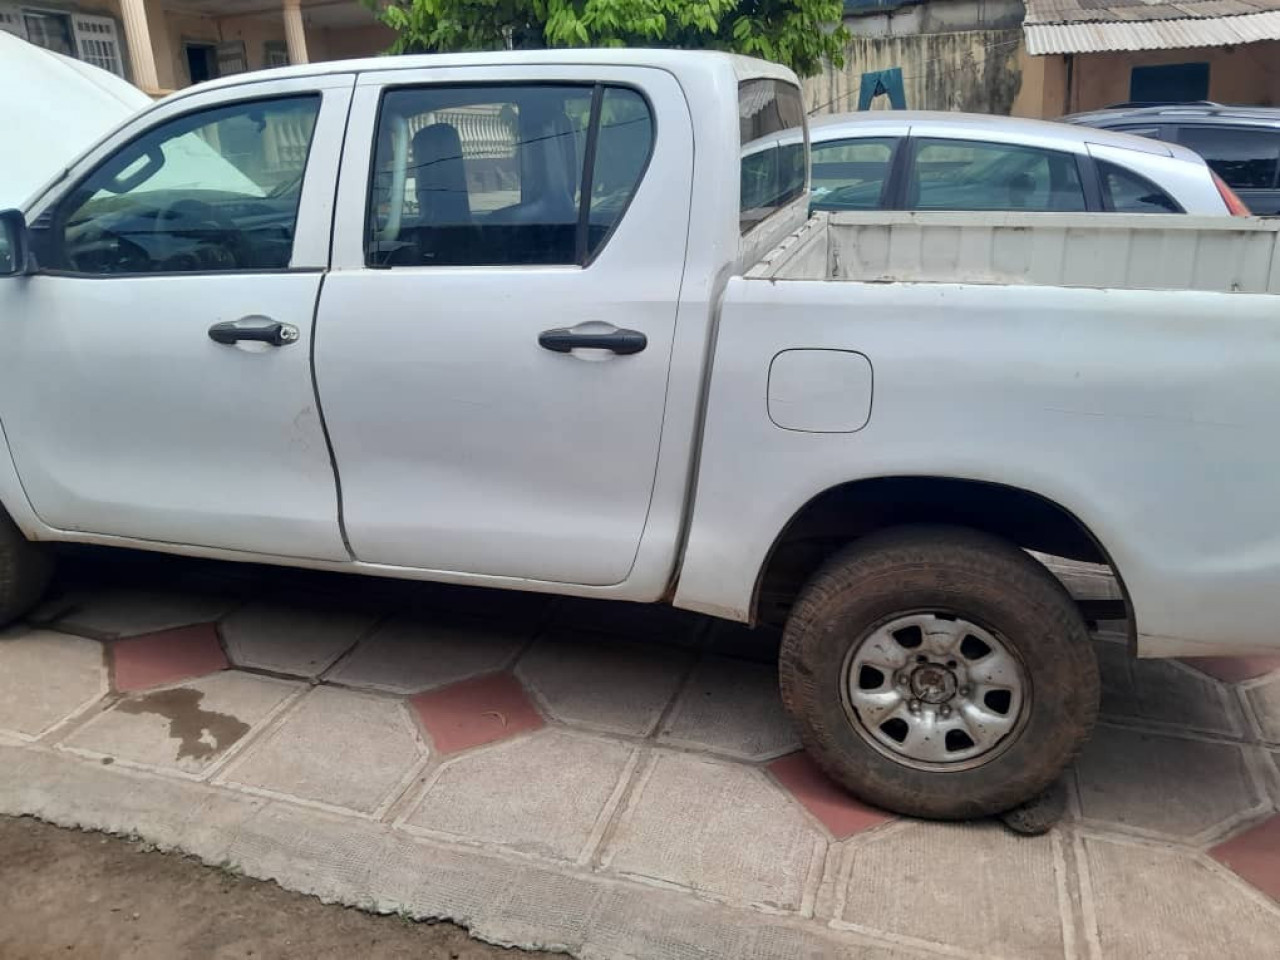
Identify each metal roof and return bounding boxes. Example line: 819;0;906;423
1024;0;1280;53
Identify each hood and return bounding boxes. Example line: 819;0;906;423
0;32;152;210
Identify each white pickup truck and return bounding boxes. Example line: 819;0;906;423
3;50;1279;821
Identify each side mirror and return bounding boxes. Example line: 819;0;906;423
0;209;32;277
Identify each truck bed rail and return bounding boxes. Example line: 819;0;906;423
749;211;1280;295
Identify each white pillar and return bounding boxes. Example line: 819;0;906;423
283;0;309;65
119;0;159;92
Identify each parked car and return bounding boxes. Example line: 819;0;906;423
1065;103;1280;216
808;110;1244;215
3;50;1280;824
0;32;150;210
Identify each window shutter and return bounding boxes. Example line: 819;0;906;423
0;5;26;38
216;40;247;76
71;14;124;77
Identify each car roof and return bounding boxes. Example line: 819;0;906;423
808;109;1208;160
168;48;796;102
1065;103;1280;128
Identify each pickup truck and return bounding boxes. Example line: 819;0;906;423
2;50;1279;822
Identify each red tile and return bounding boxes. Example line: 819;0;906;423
410;672;544;754
1184;657;1280;684
768;751;894;839
112;623;228;692
1211;814;1280;902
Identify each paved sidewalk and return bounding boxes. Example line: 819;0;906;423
2;554;1280;959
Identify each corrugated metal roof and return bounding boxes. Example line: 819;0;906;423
1026;0;1280;25
1025;9;1280;52
1024;0;1280;52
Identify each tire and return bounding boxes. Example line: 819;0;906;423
0;507;53;627
778;525;1099;820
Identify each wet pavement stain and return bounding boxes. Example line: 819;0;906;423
116;688;250;760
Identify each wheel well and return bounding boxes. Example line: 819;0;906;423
754;476;1128;628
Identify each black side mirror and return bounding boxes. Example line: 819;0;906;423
0;209;32;277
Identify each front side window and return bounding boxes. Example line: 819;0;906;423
46;95;320;275
739;79;806;234
1177;126;1280;190
367;83;653;268
810;137;897;211
1099;161;1182;213
907;139;1087;212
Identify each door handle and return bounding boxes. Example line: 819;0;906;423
208;317;299;347
538;326;647;356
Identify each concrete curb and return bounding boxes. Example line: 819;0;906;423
0;744;926;960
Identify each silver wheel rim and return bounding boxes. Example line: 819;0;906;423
841;612;1029;771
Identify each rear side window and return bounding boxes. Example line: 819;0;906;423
906;139;1087;212
1176;126;1280;190
1099;161;1182;213
811;137;896;211
739;79;806;234
368;84;653;268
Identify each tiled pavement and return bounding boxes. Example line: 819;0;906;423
4;555;1280;958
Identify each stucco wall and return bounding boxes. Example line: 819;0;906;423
805;27;1025;115
1063;43;1280;112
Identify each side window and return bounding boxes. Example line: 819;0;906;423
1099;161;1182;213
47;96;320;275
739;79;806;234
367;84;653;268
1176;127;1280;190
810;137;896;211
906;139;1087;212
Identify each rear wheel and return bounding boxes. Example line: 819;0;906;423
779;525;1099;820
0;508;53;627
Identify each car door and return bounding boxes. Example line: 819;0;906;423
0;75;353;560
808;135;901;212
1175;125;1280;215
315;65;693;586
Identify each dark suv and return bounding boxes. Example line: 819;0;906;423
1065;104;1280;215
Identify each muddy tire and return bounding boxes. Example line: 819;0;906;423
779;525;1099;820
0;507;52;627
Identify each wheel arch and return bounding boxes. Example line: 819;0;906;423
753;475;1133;633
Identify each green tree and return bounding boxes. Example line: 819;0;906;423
374;0;848;77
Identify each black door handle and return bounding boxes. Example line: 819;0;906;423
208;317;300;347
538;327;647;356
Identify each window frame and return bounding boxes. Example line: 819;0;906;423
894;136;1091;214
809;135;901;212
362;80;656;271
1095;159;1185;214
31;90;329;279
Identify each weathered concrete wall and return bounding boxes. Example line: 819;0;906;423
804;27;1024;116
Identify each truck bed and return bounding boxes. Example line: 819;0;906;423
750;211;1280;295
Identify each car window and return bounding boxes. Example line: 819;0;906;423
367;84;652;268
739;79;806;235
1177;126;1280;190
1098;161;1182;213
811;137;896;211
47;96;320;275
906;139;1087;212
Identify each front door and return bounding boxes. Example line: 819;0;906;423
0;76;354;560
316;66;693;585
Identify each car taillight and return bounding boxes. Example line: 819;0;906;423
1213;172;1252;216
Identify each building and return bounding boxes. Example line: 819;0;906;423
1020;0;1280;115
807;0;1280;118
0;0;392;94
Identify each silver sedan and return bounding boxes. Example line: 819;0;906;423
807;110;1245;216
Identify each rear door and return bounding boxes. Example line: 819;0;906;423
315;65;693;585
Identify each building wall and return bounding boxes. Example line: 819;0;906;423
805;27;1025;115
1062;43;1280;112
